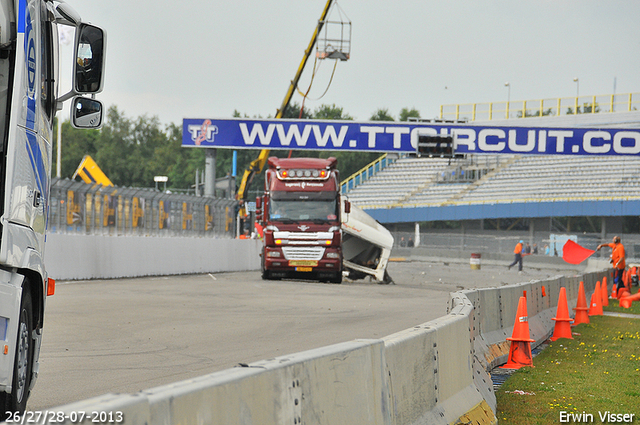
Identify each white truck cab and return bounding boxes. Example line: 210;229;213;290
341;202;394;284
0;0;105;415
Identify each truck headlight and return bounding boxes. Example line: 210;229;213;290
267;251;281;258
326;252;340;259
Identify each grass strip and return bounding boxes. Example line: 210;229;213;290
495;314;640;424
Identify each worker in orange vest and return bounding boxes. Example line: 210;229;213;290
597;235;626;287
508;240;524;271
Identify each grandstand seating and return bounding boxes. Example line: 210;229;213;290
343;157;452;206
344;154;640;209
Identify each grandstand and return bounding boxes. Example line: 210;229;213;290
343;100;640;211
344;154;640;209
341;103;640;255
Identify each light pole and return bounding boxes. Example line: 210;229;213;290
573;77;579;114
504;82;510;119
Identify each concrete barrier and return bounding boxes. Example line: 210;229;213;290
44;235;261;280
37;264;609;425
42;340;390;425
383;296;482;425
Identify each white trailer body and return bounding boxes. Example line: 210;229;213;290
341;203;394;283
0;0;105;415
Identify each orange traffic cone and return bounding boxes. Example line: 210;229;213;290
550;287;574;341
618;287;631;300
588;293;596;314
626;270;631;288
626;269;631;288
589;281;603;316
601;277;609;307
617;274;630;299
500;296;535;369
573;281;590;326
620;290;640;309
612;284;617;299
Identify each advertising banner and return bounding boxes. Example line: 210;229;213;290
183;118;640;156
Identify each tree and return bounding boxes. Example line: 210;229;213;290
567;102;601;115
399;107;421;122
517;108;554;118
56;103;389;194
370;108;394;121
93;106;136;186
53;117;100;178
92;107;203;189
313;104;353;120
282;101;312;119
153;123;205;190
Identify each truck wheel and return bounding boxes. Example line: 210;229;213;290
260;255;269;280
0;286;33;417
329;273;342;284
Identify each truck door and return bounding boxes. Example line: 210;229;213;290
5;1;52;253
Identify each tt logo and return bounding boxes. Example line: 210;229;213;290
188;120;219;145
298;225;310;231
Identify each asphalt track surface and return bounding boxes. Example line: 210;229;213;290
27;256;581;411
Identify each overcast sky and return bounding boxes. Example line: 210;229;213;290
59;0;640;126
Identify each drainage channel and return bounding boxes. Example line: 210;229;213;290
490;342;548;391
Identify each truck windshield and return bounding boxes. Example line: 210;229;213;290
270;198;338;222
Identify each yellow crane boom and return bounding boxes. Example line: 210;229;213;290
236;0;335;211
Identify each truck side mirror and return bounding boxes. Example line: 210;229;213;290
74;23;106;94
255;197;262;221
344;200;351;214
71;96;103;129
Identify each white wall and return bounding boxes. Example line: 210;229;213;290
44;235;261;280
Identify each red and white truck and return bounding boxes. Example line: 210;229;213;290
256;157;393;284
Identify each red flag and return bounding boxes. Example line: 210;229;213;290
562;239;595;265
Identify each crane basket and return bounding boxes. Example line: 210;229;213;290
316;2;351;61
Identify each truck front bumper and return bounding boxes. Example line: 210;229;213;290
264;246;341;279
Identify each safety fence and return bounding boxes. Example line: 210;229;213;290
440;92;640;122
49;178;238;238
41;255;607;424
392;230;640;259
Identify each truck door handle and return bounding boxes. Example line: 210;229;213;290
33;190;41;207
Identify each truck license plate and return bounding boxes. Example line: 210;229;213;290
295;267;313;272
289;260;318;267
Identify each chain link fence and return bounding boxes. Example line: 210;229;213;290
392;230;640;260
49;178;238;238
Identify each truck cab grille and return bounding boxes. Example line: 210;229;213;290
281;246;325;261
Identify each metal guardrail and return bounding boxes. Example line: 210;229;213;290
356;194;640;211
340;153;394;194
49;178;238;238
440;92;640;122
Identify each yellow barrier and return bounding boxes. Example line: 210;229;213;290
440;92;639;121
